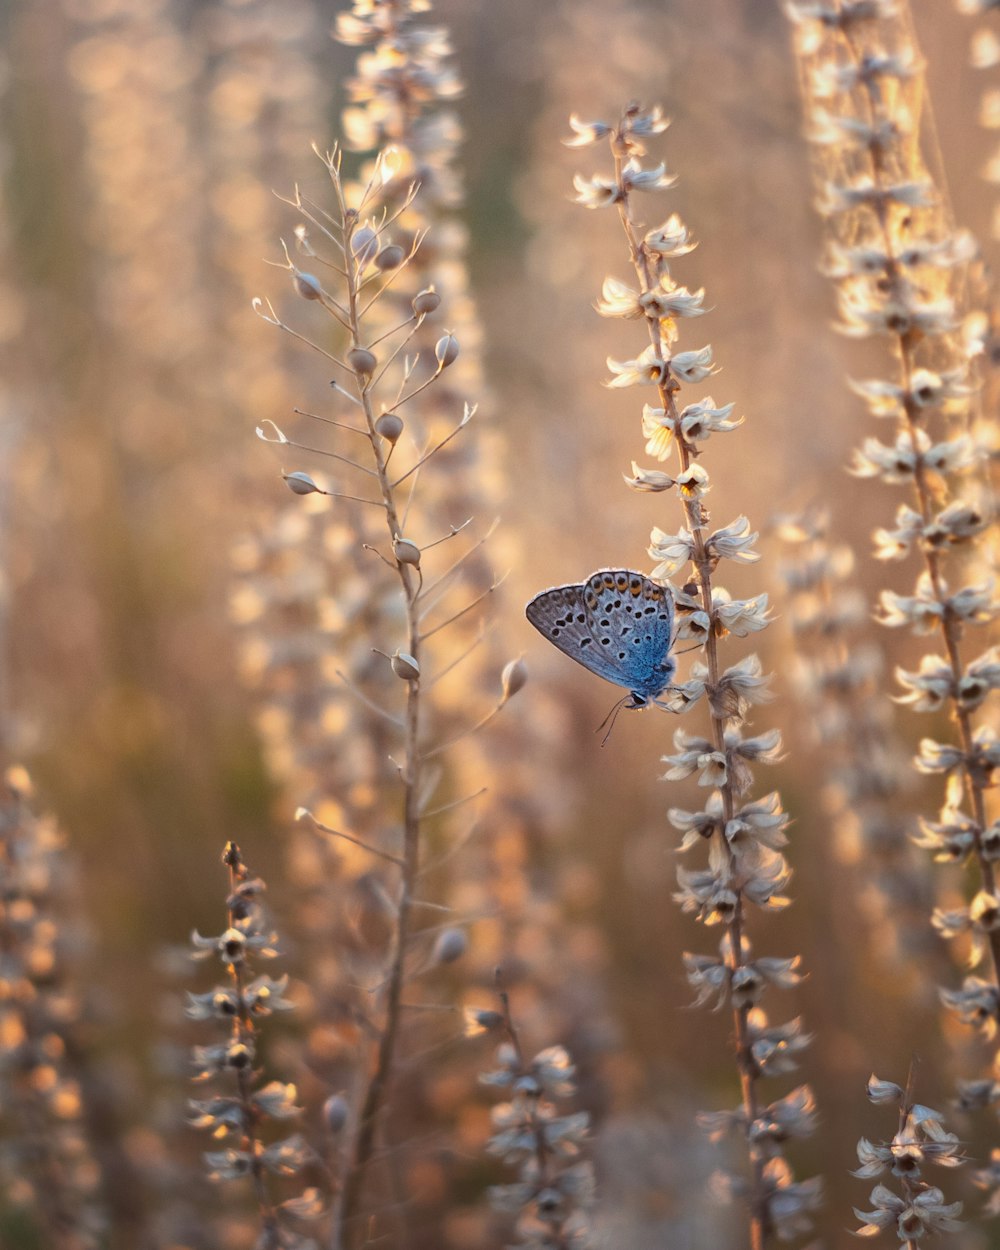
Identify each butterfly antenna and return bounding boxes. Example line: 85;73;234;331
675;641;702;657
595;694;629;746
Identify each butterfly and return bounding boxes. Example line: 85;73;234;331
525;569;676;711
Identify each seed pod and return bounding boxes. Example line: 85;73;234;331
393;538;421;567
351;226;378;265
283;471;321;496
412;287;441;315
376;243;405;271
433;928;468;965
435;333;459;368
293;271;322;300
347;347;377;378
501;657;528;701
391;651;420;682
323;1094;349;1134
375;412;404;443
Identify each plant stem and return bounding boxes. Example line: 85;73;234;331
611;134;765;1250
332;180;425;1250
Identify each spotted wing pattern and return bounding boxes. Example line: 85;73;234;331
526;570;675;699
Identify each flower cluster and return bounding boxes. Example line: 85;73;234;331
0;766;104;1248
852;1075;963;1241
571;103;819;1247
188;842;316;1250
477;981;595;1250
787;0;1000;1182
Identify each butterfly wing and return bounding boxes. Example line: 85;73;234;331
526;581;641;691
526;570;675;697
583;570;675;698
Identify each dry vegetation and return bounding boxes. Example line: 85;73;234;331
0;1;998;1248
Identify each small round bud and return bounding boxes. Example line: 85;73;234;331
351;226;378;265
464;1007;504;1037
293;271;323;300
283;471;321;496
435;333;459;369
375;244;405;271
412;288;441;315
433;927;468;965
393;538;421;567
375;412;404;443
500;657;527;701
323;1093;349;1134
347;347;377;378
390;651;420;682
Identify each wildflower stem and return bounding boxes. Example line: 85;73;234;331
221;842;281;1248
495;975;574;1250
610;134;766;1250
837;15;1000;985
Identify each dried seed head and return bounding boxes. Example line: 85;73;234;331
433;928;468;965
435;333;460;368
376;243;405;271
413;287;441;315
293;271;323;300
347;347;377;377
283;471;321;496
391;651;421;681
501;657;528;701
323;1093;349;1134
351;226;378;265
393;538;421;567
375;412;404;443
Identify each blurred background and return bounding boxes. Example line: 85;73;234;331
0;0;996;1246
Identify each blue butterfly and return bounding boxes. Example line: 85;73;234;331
526;569;676;711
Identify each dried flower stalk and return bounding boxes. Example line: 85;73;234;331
254;122;517;1241
189;841;316;1250
477;976;595;1250
570;104;819;1248
852;1072;963;1245
786;0;1000;1197
0;766;104;1249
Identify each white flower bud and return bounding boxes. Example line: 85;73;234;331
501;657;527;701
393;538;421;567
283;471;321;496
375;412;404;443
391;651;420;681
435;333;460;368
866;1075;905;1105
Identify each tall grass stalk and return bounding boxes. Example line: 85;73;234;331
570;104;819;1248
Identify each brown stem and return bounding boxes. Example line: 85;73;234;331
331;177;425;1250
